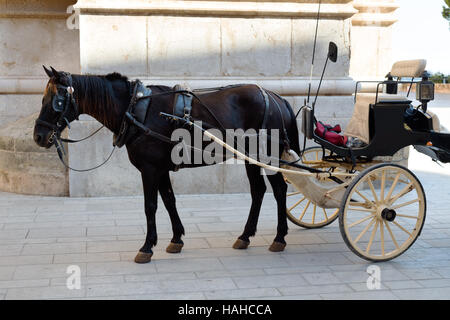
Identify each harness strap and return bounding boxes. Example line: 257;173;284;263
124;112;176;145
257;85;270;129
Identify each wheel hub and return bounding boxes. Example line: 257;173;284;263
381;208;396;222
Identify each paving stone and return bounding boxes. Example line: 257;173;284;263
0;244;23;257
86;261;156;276
282;252;352;267
0;279;49;289
416;279;450;288
302;272;343;285
0;266;15;280
6;286;86;300
279;284;353;296
0;255;52;266
204;287;281;300
154;257;224;273
125;272;197;283
53;252;121;264
27;227;86;239
82;292;205;300
196;269;266;279
391;287;450;300
22;242;86;255
383;280;423;290
333;268;409;283
398;268;442;280
14;263;87;280
258;294;322;300
0;229;28;240
87;240;142;253
220;255;290;270
233;274;307;289
51;275;124;287
160;278;237;293
321;291;400;300
263;266;331;275
87;226;144;237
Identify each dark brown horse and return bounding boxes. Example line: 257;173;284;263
33;67;300;263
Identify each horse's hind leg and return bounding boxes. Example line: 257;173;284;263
233;164;266;249
266;172;288;252
159;171;185;253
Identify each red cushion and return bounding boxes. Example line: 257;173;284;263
315;121;348;146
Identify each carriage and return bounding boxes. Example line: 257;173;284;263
166;41;449;262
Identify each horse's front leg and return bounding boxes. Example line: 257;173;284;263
159;171;185;253
135;166;160;264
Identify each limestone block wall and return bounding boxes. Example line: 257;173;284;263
0;0;80;126
350;0;399;78
0;0;401;197
69;0;358;196
0;0;79;195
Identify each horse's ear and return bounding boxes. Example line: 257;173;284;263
50;66;62;80
43;65;53;78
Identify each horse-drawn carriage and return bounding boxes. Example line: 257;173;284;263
33;40;449;264
171;43;450;262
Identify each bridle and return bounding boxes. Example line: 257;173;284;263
35;72;114;172
36;73;79;138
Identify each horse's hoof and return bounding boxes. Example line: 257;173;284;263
134;251;153;263
232;239;250;250
166;242;184;253
269;241;286;252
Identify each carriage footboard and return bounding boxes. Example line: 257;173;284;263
414;144;450;163
430;131;450;153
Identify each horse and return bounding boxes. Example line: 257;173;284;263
33;66;301;263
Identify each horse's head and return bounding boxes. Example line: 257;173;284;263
34;66;79;148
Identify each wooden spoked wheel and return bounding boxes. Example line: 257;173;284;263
339;163;426;262
286;147;342;229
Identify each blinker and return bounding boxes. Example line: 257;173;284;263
52;95;66;112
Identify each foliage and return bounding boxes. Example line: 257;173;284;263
430;72;449;83
443;0;450;21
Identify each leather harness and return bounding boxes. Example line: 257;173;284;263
113;82;277;149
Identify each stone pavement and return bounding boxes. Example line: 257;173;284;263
0;146;450;300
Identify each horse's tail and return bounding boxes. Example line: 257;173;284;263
284;99;301;155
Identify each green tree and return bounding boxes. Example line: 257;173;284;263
443;0;450;21
430;72;449;84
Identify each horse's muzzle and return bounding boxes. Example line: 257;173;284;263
33;126;54;149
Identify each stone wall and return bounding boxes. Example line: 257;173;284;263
69;0;357;196
0;0;79;195
0;0;402;196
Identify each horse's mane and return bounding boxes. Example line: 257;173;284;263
72;73;129;129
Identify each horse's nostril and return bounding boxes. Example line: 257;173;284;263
35;133;43;144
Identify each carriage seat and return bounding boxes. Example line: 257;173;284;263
344;93;409;145
344;59;429;145
389;59;427;78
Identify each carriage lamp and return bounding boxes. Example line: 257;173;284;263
384;73;398;94
416;72;434;112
